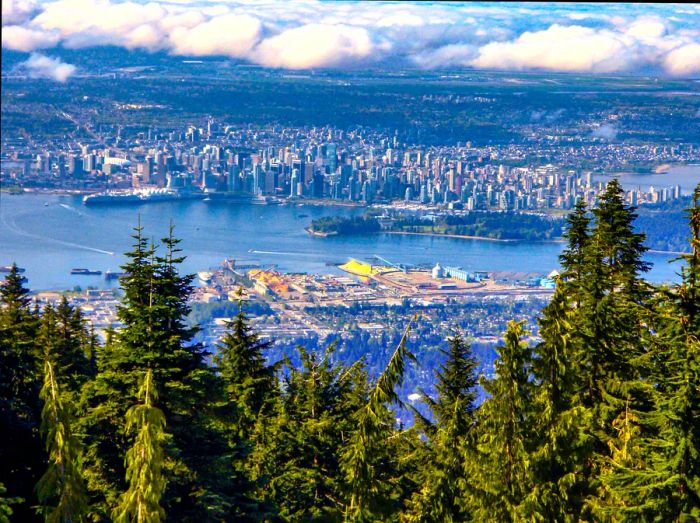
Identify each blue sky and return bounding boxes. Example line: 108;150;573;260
3;1;699;80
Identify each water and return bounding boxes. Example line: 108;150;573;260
594;164;700;193
0;193;684;290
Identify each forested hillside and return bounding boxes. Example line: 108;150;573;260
1;180;698;522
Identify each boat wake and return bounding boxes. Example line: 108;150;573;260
1;211;115;256
249;249;317;257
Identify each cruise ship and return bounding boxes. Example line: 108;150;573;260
83;188;201;205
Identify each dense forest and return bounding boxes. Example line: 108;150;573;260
1;180;699;522
390;211;564;241
636;196;696;253
308;216;381;236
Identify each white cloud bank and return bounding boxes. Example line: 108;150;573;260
253;24;374;69
21;53;76;81
2;1;700;76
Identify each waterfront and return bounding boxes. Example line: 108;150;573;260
594;164;700;192
0;193;685;290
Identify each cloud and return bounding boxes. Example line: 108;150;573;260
2;0;39;25
2;24;60;51
169;14;262;57
471;24;634;73
1;1;699;76
625;17;666;39
21;53;76;81
530;109;566;123
591;124;618;140
663;43;700;76
411;44;477;69
253;24;374;69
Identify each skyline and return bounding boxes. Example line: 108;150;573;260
2;1;700;82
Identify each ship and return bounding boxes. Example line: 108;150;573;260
251;195;271;205
71;268;102;275
198;271;214;284
0;265;26;273
83;188;203;205
104;270;125;281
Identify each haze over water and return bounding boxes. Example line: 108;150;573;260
0;194;684;291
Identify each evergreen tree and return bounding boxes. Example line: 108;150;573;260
342;322;416;522
559;197;591;305
555;181;654;518
113;369;167;523
38;300;95;403
405;333;479;522
0;264;43;522
212;292;278;520
472;320;533;522
0;483;20;523
523;283;592;522
255;344;367;521
640;183;700;521
80;224;227;520
214;291;276;444
36;348;88;523
54;297;97;393
79;225;157;515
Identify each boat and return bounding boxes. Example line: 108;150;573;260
44;202;49;206
71;268;102;275
198;271;214;283
251;195;270;205
83;192;141;205
104;270;125;281
0;265;26;273
83;188;203;205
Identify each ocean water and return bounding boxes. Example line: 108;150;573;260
594;164;700;192
0;193;684;291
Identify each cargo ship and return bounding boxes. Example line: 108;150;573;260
104;270;125;281
71;268;102;275
0;265;26;273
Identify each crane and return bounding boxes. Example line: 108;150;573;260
373;255;408;273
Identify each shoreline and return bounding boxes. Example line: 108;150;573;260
648;249;688;255
384;230;566;244
304;227;338;238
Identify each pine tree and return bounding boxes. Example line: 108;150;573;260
113;369;167;523
54;297;97;393
213;292;278;520
0;264;43;522
0;483;20;523
572;180;654;518
405;333;479;522
38;300;95;403
559;197;591;305
472;320;533;522
215;291;276;444
36;348;88;523
523;283;592;522
80;224;227;520
640;183;700;521
254;344;368;521
79;224;157;514
342;321;416;522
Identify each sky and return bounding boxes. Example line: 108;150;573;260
2;1;700;81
